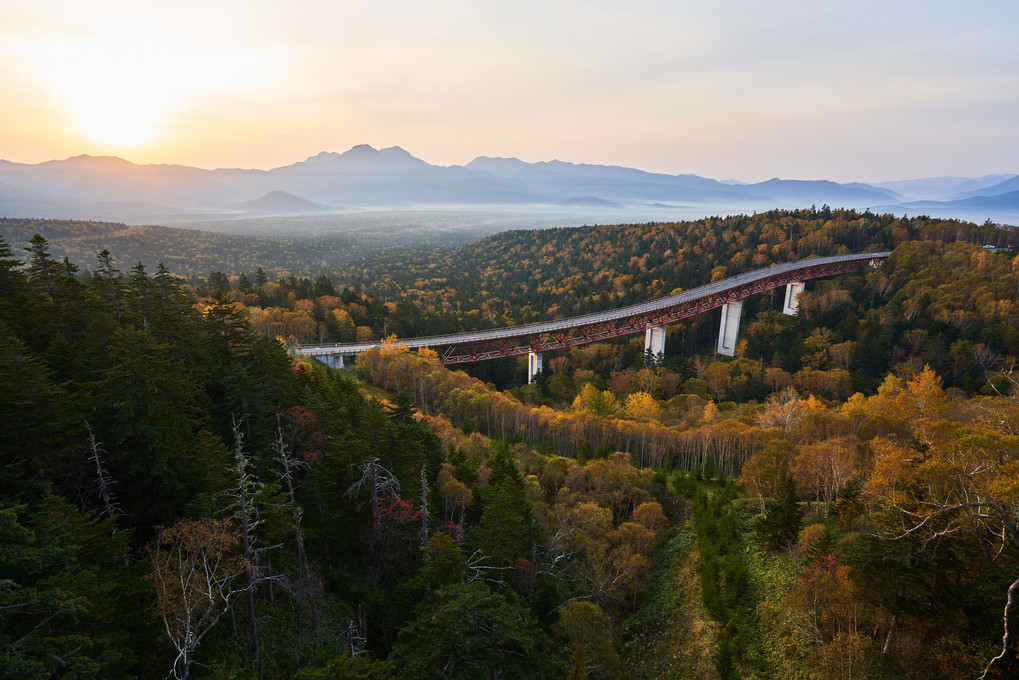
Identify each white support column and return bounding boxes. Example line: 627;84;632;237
782;281;805;316
527;351;543;384
716;300;743;357
644;325;666;361
317;353;346;369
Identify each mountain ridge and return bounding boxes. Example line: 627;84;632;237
0;145;1016;226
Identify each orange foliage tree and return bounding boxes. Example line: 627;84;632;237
146;519;250;680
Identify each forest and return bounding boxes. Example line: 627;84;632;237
2;208;1019;679
0;215;489;281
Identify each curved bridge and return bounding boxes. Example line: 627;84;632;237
295;251;890;373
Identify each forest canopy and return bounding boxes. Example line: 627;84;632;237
2;208;1019;679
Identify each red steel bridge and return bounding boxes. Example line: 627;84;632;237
295;251;890;375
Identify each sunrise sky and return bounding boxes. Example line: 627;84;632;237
2;0;1016;182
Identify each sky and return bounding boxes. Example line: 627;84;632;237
1;0;1017;182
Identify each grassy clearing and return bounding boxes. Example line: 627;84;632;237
620;519;718;680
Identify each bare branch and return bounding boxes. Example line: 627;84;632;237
980;577;1019;680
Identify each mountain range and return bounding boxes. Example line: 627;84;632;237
0;144;1016;226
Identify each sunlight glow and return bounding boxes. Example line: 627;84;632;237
26;15;274;147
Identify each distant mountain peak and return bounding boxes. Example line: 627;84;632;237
49;154;135;167
467;156;524;165
304;151;343;163
271;144;432;175
379;145;412;157
231;190;329;214
345;144;378;154
301;145;408;163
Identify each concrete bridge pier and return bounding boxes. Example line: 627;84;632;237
527;352;543;384
716;300;743;357
644;325;666;362
316;353;345;370
782;281;805;316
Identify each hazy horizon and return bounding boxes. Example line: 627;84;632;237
2;1;1017;184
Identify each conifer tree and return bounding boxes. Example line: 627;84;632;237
91;249;122;320
0;235;26;330
91;326;205;526
475;447;532;567
24;234;79;341
760;473;803;550
0;325;79;497
0;498;134;679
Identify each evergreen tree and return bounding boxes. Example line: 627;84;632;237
23;234;80;342
392;581;553;680
237;272;253;293
89;326;208;527
0;324;80;499
312;274;335;297
149;263;204;363
25;234;60;296
0;235;26;331
759;473;803;550
205;289;255;359
0;498;138;679
126;262;152;325
91;249;122;320
474;447;532;567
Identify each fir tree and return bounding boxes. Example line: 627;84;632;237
759;473;803;550
474;448;532;567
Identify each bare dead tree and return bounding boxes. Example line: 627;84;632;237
342;618;367;657
465;549;511;586
84;421;121;524
419;464;430;549
531;526;576;578
221;416;265;680
272;415;320;639
346;456;401;532
346;455;402;586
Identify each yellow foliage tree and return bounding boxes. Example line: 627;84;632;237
623;391;661;422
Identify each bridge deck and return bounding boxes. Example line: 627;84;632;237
295;251;890;362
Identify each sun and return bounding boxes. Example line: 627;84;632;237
27;15;274;148
51;48;174;147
